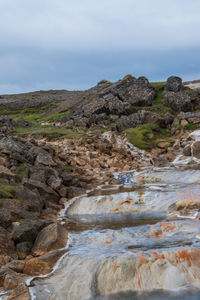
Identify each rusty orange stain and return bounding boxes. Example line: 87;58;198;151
138;275;142;289
111;260;118;273
138;254;148;267
160;222;176;231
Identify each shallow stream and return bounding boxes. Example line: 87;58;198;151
8;165;200;299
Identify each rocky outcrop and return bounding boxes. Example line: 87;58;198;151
116;110;167;131
164;90;191;112
165;76;183;92
109;75;156;106
82;93;131;118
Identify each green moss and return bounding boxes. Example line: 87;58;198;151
187;124;197;130
123;74;134;80
0;183;22;199
125;123;169;150
0;101;64;123
40;112;70;122
17;163;26;179
150;82;165;89
13;124;88;140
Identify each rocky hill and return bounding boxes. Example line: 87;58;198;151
0;74;200;298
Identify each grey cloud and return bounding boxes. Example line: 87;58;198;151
0;0;200;51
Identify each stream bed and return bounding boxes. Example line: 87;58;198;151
26;166;200;299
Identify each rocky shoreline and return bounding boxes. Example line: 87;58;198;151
0;75;200;299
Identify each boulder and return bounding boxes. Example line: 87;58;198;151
0;209;12;228
116;110;164;131
0;166;17;183
5;260;25;273
16;242;32;260
23;178;60;203
165;76;183;92
23;249;65;276
32;223;68;256
7;283;30;300
192;141;200;159
82;93;131;119
0;227;16;258
110;76;156;106
15;186;44;212
12;220;45;245
47;175;62;191
183;145;191;156
163;90;191;112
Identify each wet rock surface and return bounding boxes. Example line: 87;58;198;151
28;167;200;300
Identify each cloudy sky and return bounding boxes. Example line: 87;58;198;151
0;0;200;94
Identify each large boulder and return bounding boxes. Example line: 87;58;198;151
82;93;131;118
0;209;12;229
163;90;191;112
110;76;156;106
0;227;16;258
32;223;68;256
116;110;165;131
12;220;45;245
15;186;44;212
23;249;65;276
165;76;183;92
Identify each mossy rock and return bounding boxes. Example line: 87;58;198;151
125;123;169;150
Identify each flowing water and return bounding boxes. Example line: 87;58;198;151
17;166;200;299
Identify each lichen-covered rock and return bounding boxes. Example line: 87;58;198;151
116;110;165;131
163;90;191;112
110;75;156;106
165;76;183;92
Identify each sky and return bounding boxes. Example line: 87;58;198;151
0;0;200;94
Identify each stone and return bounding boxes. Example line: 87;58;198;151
23;249;65;276
35;151;56;167
153;155;169;167
15;186;44;212
0;255;12;267
47;175;62;190
110;75;156;106
116;110;164;131
163;90;191;112
192;141;200;159
0;209;12;228
165;76;183;92
0;227;16;258
157;141;170;149
180;119;188;128
23;178;60;203
32;223;68;256
7;283;30;300
3;273;18;290
16;242;32;260
183;145;191;156
12;220;44;245
171;118;180;128
5;260;25;273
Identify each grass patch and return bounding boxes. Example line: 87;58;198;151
132;89;172;117
17;163;26;179
0;101;64;123
40;112;71;122
13;124;88;140
125;123;170;150
187;123;197;130
0;183;22;200
151;82;165;89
